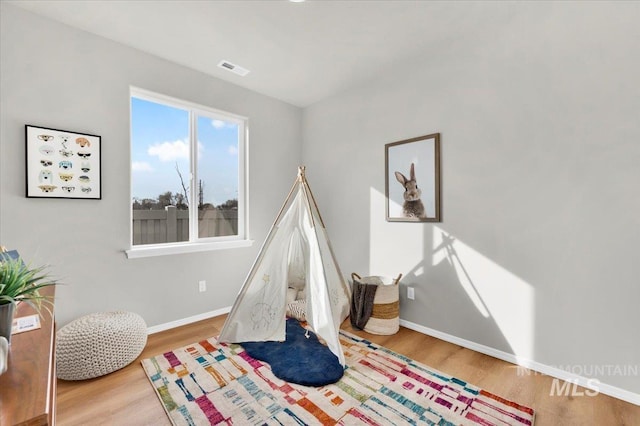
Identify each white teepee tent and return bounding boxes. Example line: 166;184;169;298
218;167;351;365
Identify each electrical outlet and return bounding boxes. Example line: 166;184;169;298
198;280;206;292
407;287;415;300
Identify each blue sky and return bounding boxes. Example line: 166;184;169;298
131;97;239;206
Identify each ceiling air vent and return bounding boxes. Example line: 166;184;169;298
217;60;250;77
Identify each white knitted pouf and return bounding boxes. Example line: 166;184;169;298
56;311;147;381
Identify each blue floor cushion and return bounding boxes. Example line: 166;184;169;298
241;318;344;387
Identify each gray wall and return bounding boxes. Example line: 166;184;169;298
303;2;640;394
0;4;302;327
2;1;639;397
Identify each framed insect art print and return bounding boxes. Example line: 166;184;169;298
385;133;441;222
25;125;102;199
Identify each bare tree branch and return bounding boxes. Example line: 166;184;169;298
175;162;189;206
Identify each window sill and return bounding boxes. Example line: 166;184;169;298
125;239;254;259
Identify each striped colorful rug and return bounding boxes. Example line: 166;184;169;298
141;329;535;425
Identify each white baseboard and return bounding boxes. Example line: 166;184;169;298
147;306;231;335
399;318;640;407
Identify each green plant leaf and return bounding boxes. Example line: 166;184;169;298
0;256;56;317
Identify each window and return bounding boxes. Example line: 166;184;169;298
128;88;249;257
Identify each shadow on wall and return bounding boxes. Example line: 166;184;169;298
402;229;515;354
368;187;535;360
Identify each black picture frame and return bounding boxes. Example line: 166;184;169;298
385;133;441;222
25;125;102;199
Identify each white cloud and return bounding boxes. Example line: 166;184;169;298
132;161;153;172
227;145;238;155
212;119;227;129
212;119;239;130
147;139;189;162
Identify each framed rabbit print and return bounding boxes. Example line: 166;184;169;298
25;125;102;199
385;133;441;222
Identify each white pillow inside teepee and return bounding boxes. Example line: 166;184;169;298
297;288;306;300
287;299;307;322
286;287;298;304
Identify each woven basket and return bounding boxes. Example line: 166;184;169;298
351;273;402;335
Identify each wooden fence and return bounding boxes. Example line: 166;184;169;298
132;206;238;245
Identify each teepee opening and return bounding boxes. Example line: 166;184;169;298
218;167;351;372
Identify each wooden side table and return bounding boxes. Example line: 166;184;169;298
0;286;56;426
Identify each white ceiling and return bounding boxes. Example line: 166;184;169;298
8;0;516;107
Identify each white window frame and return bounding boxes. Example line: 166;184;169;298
126;87;252;259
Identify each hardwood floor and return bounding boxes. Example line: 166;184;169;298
56;315;640;425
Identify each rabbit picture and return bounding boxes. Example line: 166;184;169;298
395;163;427;219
